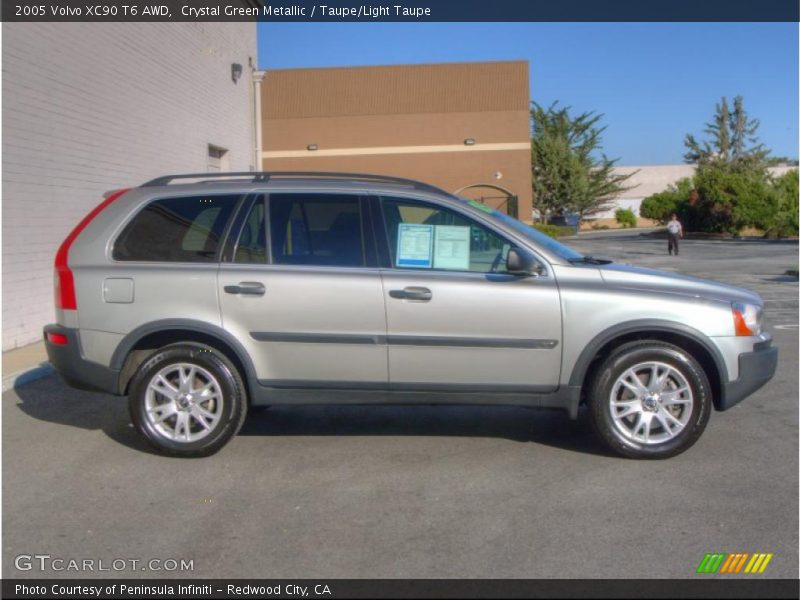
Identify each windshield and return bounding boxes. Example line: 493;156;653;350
456;198;584;262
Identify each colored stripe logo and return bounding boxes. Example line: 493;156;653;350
697;553;773;574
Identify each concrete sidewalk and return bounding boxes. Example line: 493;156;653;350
2;341;52;392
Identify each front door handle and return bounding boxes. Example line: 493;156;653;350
389;286;432;301
224;282;266;296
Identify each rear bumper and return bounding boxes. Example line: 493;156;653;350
718;339;778;411
43;324;120;394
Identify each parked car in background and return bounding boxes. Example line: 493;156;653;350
45;172;777;458
548;211;582;232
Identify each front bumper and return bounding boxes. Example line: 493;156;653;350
43;324;120;394
718;338;778;411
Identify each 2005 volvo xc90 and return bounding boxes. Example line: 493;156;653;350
44;172;778;458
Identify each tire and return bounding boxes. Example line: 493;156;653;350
129;343;247;457
588;341;712;459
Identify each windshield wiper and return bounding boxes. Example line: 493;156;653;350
568;255;613;265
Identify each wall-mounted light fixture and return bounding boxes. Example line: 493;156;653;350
464;138;476;146
231;63;243;84
307;144;318;151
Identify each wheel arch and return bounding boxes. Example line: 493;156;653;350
111;320;257;398
568;320;728;412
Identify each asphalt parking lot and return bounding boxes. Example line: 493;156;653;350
3;233;798;579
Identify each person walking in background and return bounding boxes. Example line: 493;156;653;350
667;213;683;256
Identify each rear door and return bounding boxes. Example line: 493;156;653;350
218;191;388;387
79;192;241;350
376;195;563;392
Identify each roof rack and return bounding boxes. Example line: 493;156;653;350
141;171;450;195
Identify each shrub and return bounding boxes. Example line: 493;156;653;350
533;224;575;238
691;166;771;233
764;169;799;238
639;178;693;223
615;208;637;228
639;167;797;238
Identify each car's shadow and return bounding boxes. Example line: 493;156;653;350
10;374;615;458
9;374;156;453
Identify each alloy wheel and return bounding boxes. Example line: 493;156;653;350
608;361;694;445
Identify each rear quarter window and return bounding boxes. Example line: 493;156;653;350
113;195;240;262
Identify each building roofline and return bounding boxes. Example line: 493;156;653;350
260;59;529;74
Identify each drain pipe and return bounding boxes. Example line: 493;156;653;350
252;69;266;171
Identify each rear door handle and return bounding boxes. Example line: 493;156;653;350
224;282;266;296
389;286;432;301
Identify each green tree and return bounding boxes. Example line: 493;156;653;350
531;102;636;223
683;95;769;172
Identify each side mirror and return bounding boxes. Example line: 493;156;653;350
506;248;543;276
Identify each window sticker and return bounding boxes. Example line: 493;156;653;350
433;225;471;270
396;223;433;268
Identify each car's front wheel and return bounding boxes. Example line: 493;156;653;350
588;341;712;459
129;343;247;457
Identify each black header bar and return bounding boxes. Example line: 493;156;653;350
3;0;799;22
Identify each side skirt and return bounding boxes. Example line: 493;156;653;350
248;380;581;418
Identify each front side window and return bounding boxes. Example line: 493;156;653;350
113;195;239;262
455;197;584;262
269;194;365;267
381;197;510;273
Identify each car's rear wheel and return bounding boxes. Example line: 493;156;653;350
129;343;247;457
588;341;712;459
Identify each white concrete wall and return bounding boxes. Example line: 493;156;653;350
2;23;257;350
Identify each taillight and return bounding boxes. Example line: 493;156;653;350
54;188;129;310
46;332;68;345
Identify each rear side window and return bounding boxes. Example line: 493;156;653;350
113;195;239;262
269;193;365;267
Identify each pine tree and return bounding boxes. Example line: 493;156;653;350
683;95;769;172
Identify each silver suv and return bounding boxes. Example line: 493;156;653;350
44;172;778;458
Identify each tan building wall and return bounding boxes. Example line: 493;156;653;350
259;61;533;219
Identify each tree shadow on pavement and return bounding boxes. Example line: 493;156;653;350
10;374;616;458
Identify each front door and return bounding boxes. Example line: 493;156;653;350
377;195;562;392
218;192;387;387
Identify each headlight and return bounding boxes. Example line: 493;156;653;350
732;302;762;336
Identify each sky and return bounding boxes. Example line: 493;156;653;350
257;22;798;166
